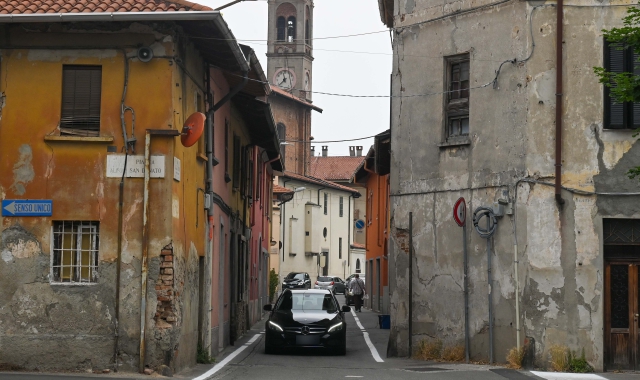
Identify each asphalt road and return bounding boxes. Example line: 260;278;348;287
3;295;640;380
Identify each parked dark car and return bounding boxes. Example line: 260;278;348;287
263;289;350;355
314;276;346;294
282;272;311;290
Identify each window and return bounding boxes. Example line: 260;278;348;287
277;123;286;158
323;193;328;215
356;258;361;273
287;16;296;42
339;237;342;259
61;65;102;136
305;19;310;45
233;134;241;188
277;16;286;41
604;42;640;129
445;55;470;140
339;196;344;217
51;221;99;283
224;120;231;183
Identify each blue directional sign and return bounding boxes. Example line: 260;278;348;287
2;200;52;217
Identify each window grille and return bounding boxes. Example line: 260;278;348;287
604;42;640;129
61;66;102;136
339;196;344;217
444;55;470;140
51;221;99;284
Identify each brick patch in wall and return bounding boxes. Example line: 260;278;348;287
155;244;176;329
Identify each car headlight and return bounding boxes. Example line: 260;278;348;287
327;322;343;333
268;321;283;332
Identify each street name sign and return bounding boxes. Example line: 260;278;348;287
2;200;53;217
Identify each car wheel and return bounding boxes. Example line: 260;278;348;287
264;336;275;355
337;339;346;356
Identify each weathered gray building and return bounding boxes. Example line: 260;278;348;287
380;0;640;371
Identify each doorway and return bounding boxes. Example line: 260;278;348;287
604;218;640;370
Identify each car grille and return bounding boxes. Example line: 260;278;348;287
284;326;326;335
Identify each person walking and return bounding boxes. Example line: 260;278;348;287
349;274;366;312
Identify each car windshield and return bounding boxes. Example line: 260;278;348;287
286;273;304;281
276;292;338;313
318;276;332;282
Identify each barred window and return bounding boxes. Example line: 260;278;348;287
51;221;99;284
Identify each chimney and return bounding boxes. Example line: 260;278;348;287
356;146;363;157
322;146;328;157
349;146;355;157
311;146;315;156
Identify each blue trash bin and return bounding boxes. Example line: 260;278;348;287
378;314;390;329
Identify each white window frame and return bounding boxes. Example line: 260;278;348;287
50;221;99;285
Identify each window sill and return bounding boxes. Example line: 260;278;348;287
50;281;98;286
438;137;471;148
45;135;114;143
197;153;208;162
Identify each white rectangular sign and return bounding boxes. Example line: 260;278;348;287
106;155;165;178
173;157;181;182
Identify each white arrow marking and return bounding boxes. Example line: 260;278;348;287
3;202;15;214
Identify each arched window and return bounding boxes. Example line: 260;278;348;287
356;259;361;273
305;19;310;45
277;16;286;41
287;16;296;42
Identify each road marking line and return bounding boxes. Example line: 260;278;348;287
345;376;364;378
192;334;260;380
530;372;605;380
350;309;383;363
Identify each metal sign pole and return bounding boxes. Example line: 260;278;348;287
487;217;494;364
408;211;413;358
463;221;470;364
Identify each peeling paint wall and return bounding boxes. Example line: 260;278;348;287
387;0;640;371
0;22;209;373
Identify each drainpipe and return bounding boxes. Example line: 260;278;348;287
139;129;180;373
555;0;565;205
317;187;326;205
282;179;290;263
347;194;352;274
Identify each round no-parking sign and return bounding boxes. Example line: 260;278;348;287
453;197;466;227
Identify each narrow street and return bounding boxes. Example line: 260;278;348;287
183;295;640;380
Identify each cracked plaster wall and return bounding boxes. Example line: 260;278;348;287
387;0;640;371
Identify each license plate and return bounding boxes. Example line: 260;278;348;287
296;335;320;345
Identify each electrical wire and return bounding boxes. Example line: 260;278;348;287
221;69;494;98
284;134;380;144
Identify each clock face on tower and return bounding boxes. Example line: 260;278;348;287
273;69;296;90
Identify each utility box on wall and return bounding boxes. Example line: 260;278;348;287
305;203;322;256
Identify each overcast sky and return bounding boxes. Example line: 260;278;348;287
200;0;392;156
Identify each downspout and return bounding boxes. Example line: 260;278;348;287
347;194;352;274
282;179;290;263
317;187;326;205
138;129;180;373
555;0;565;205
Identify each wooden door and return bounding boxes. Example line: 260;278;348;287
605;262;640;370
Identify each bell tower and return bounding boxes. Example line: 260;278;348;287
267;0;314;100
266;0;320;176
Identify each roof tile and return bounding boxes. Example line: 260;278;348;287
309;156;366;182
0;0;213;14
